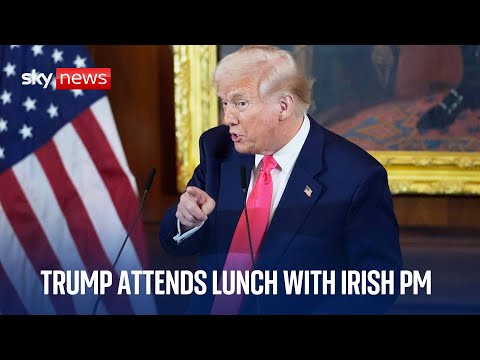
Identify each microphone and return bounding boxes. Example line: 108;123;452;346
91;167;157;315
240;165;260;314
240;166;255;269
240;165;248;191
144;167;156;191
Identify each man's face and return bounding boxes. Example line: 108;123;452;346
218;79;280;155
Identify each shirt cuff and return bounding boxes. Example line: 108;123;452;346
173;219;204;244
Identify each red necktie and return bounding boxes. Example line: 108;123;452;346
210;155;277;315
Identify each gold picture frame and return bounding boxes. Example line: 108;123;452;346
173;45;219;193
173;45;480;195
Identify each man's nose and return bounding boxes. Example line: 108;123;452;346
223;105;239;126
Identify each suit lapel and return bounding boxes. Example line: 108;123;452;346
216;153;254;269
256;119;326;270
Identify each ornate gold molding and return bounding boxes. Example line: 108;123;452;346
173;45;218;192
370;151;480;194
173;45;480;195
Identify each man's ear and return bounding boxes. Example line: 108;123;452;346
279;94;294;121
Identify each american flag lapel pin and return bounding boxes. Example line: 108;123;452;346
304;185;313;197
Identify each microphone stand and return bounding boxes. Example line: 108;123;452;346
240;165;261;315
91;168;156;315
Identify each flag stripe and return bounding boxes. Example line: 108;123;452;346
0;249;28;314
0;46;156;314
90;97;138;195
53;122;156;314
36;140;134;314
12;152;90;314
73;108;149;268
53;122;139;269
0;203;55;314
0;170;74;314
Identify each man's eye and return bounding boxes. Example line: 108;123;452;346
221;101;228;107
236;101;249;108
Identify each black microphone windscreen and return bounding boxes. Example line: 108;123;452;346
240;165;247;190
144;168;157;191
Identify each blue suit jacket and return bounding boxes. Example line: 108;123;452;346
159;117;403;314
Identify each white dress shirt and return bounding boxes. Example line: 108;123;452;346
173;114;311;243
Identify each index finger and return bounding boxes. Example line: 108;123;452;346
186;186;207;203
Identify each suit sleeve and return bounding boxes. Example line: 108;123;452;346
158;133;209;256
333;165;403;314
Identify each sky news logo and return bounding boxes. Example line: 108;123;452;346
21;68;111;90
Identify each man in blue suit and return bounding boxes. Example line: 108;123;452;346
159;45;403;315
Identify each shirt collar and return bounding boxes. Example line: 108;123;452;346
255;114;310;175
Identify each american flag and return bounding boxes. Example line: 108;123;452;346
0;45;157;314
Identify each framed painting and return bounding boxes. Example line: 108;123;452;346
173;45;480;195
